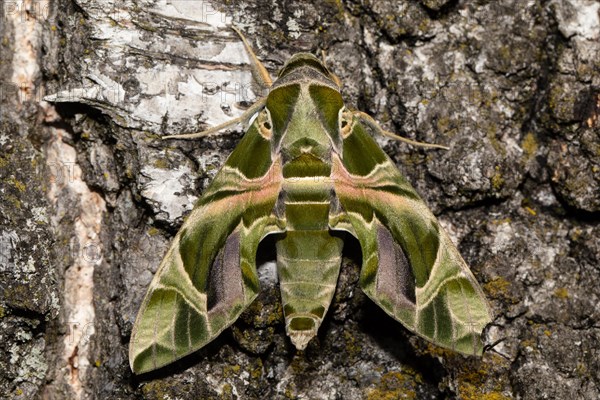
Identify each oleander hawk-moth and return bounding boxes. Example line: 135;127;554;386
129;28;492;374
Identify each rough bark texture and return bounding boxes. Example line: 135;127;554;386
1;0;599;399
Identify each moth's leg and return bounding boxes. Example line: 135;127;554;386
232;26;273;90
162;97;266;140
353;110;449;150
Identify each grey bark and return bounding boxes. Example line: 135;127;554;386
1;0;599;399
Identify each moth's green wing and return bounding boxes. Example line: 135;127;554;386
331;121;492;355
129;123;282;374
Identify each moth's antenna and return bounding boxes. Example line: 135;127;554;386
353;110;449;150
163;27;272;141
320;50;342;88
231;26;273;90
162;98;266;140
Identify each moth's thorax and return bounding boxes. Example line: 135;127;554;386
266;54;345;167
279;85;334;163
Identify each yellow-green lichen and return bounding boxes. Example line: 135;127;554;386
436;116;452;133
456;356;511;400
554;287;569;299
125;167;134;180
343;329;362;357
520;338;536;349
6;194;21;208
222;364;241;378
284;385;295;399
249;359;263;380
420;341;456;358
548;84;576;119
417;19;430;32
491;217;512;225
141;379;170;398
204;162;219;173
221;383;234;398
484;122;506;156
523;206;537;216
154;158;169;169
243;295;281;326
576;361;588;377
498;45;511;63
458;385;511;400
324;0;345;18
483;277;514;302
569;228;582;241
143;131;162;141
143;378;216;399
134;21;159;33
6;177;26;192
366;370;420;400
490;166;504;190
521;132;538;159
147;226;161;236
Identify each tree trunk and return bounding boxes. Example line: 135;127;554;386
1;0;599;399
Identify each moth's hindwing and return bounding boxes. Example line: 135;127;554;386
129;116;283;374
331;115;492;355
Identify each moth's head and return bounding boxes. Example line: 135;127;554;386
275;53;341;88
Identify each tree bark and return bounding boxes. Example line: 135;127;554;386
1;0;599;399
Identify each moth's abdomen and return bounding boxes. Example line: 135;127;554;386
277;154;342;350
276;230;343;350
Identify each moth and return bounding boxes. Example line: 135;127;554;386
129;27;492;374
